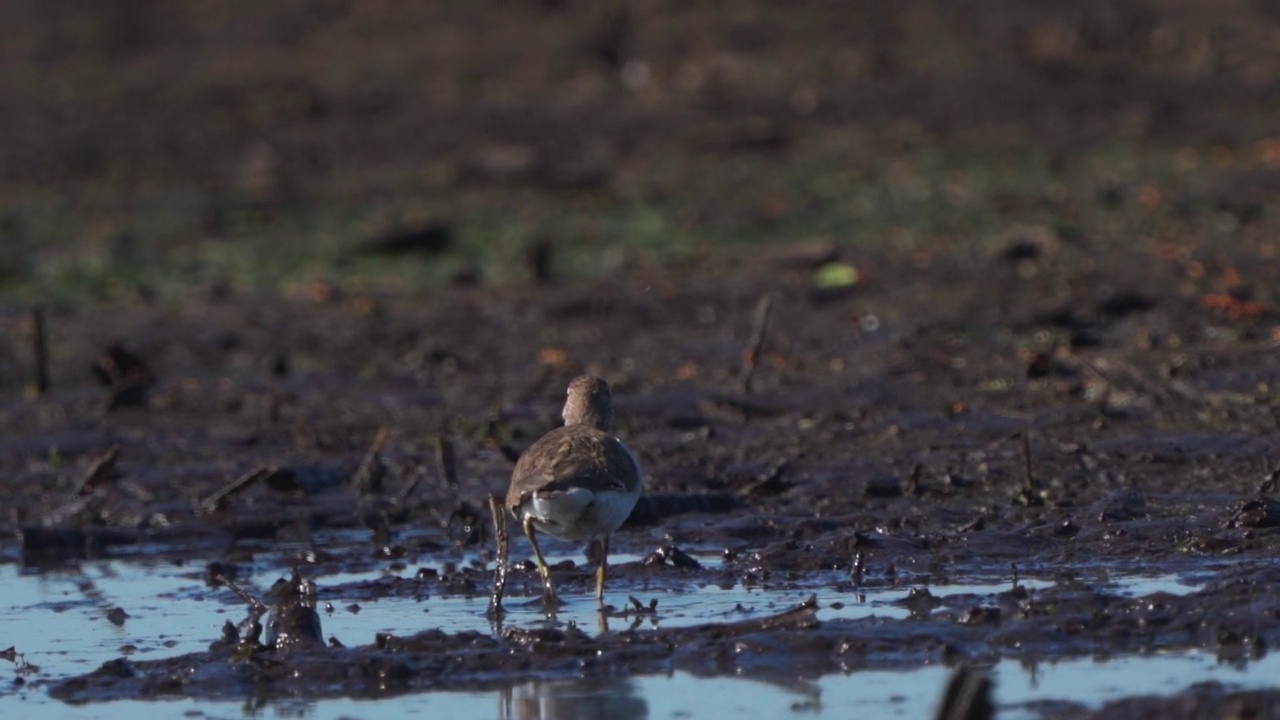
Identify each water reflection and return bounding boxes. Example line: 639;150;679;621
0;559;1256;720
500;678;647;720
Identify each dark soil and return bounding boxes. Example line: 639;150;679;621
4;1;1280;717
11;245;1280;717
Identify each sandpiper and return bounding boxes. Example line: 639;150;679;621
505;375;643;608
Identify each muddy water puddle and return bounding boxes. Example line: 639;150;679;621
1;547;1258;719
36;655;1280;720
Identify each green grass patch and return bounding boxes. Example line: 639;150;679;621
3;139;1270;307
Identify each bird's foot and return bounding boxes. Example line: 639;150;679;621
540;588;565;611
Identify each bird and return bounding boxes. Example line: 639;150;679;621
505;375;643;609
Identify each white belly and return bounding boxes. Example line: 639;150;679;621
525;447;643;541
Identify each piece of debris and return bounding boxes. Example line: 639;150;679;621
92;344;154;411
352;222;452;257
31;306;49;397
488;493;509;618
725;460;791;498
740;294;774;395
75;445;123;497
864;474;903;498
1229;495;1280;529
351;428;391;495
200;466;283;514
641;545;702;569
436;436;459;487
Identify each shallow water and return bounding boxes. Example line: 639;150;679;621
0;553;1253;720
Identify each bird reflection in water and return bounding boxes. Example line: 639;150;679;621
500;677;647;720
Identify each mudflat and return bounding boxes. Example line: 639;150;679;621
3;2;1280;717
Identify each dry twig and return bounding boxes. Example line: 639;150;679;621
76;445;122;497
740;294;774;395
436;436;459;487
487;493;509;618
31;307;48;397
352;427;391;494
201;466;277;514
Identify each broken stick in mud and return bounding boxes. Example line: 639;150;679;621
351;427;391;495
487;492;509;617
75;445;122;497
436;435;459;487
200;465;280;514
740;294;773;395
31;306;48;397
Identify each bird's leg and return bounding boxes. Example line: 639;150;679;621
523;517;559;606
594;535;610;609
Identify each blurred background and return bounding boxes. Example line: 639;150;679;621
2;0;1279;304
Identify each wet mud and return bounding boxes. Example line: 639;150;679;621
5;1;1280;717
3;241;1279;717
44;564;1280;712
